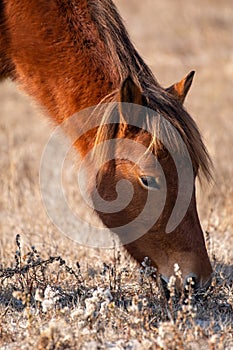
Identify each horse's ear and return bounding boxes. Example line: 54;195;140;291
119;75;143;105
117;76;145;135
166;71;195;104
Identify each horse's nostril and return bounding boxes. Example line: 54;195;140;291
184;273;199;291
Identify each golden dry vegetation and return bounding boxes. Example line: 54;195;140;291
0;0;232;349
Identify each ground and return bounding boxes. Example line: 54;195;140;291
0;0;232;349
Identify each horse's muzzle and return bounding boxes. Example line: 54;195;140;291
160;273;212;300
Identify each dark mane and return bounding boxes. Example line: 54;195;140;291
89;0;157;87
89;0;212;180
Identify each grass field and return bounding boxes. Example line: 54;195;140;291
0;0;232;349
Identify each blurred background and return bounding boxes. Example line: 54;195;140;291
0;0;232;263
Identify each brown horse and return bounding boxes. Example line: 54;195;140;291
0;0;212;290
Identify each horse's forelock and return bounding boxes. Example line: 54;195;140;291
93;87;212;183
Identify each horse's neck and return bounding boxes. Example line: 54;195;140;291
5;0;120;123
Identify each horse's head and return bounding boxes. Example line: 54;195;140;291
92;74;212;292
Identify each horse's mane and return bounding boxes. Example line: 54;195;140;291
89;0;157;87
88;0;212;181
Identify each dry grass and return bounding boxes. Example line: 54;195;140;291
0;0;232;349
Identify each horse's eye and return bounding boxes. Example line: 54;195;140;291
139;176;160;190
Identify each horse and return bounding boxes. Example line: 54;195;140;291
0;0;213;291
